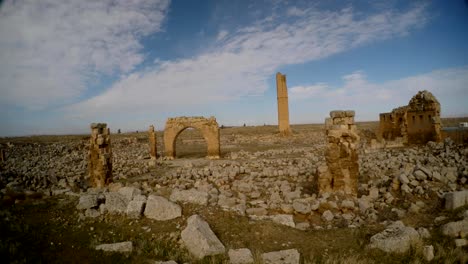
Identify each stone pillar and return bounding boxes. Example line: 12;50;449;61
318;111;359;196
276;72;291;136
88;123;112;188
149;125;158;160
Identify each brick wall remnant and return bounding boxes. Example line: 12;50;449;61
317;110;360;196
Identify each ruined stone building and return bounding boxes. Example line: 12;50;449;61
88;123;112;187
317;111;359;196
276;72;291;136
379;90;442;144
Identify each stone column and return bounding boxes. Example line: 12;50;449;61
276;72;291;136
317;111;359;196
88;123;112;188
149;125;158;160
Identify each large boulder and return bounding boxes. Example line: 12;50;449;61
445;190;468;210
181;215;225;259
261;249;300;264
369;221;420;253
170;189;208;206
105;192;129;214
126;200;145;219
441;219;468;237
76;194;98;210
144;195;182;221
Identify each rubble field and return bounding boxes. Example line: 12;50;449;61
1;122;467;263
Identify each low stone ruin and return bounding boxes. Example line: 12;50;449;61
148;125;158;160
88;123;112;188
379;90;442;145
164;116;220;160
317;111;359;196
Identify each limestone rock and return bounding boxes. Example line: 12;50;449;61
422;245;434;262
126;200;145;219
95;241;133;253
144;195;182;221
261;249;300;264
369;221;420;253
322;210;334;222
228;248;254;264
445;190;468;210
170;189;208;206
269;214;295;228
292;199;311;214
441;219;468;237
181;215;225;259
118;186;141;201
454;238;467;247
246;207;268;216
76;194;98;210
105;192;129;214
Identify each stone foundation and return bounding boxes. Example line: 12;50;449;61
318;111;359;196
88;123;112;187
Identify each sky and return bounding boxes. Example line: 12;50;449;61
0;0;467;136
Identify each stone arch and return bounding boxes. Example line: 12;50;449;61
164;116;220;159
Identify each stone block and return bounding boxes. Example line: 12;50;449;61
144;195;181;221
181;215;225;259
228;248;254;264
261;249;300;264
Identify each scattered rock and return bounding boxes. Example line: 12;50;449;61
441;219;468;237
105;192;129;214
181;215;225;259
445;190;468;210
144;195;181;221
454;238;467;247
170;189;208;206
76;194;98;210
126;200;145;219
322;210;334;222
269;214;295;227
95;241;133;253
261;249;300;264
422;245;434;261
369;221;420;253
228;248;254;264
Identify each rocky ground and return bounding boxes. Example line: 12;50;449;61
0;123;467;263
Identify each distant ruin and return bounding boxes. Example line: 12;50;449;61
317;111;359;196
379;90;442;144
164;116;220;160
148;125;158;160
88;123;112;187
0;148;5;162
276;72;291;136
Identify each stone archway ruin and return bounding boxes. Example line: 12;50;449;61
164;116;220;159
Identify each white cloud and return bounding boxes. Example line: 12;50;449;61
66;4;430;119
289;67;468;120
0;0;170;110
287;7;307;17
216;30;229;41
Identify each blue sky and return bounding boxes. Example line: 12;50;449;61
0;0;467;136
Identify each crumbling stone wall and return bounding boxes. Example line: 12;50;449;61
379;90;441;144
148;125;157;160
88;123;112;187
276;72;291;136
317;111;359;196
164;116;220;160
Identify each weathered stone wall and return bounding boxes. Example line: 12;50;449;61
148;125;157;160
379;90;441;144
88;123;112;187
276;72;291;136
164;116;220;160
318;110;359;196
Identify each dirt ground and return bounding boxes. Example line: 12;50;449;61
1;120;468;263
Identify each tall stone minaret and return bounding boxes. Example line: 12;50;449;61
276;72;291;136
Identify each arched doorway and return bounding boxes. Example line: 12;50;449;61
164;116;220;159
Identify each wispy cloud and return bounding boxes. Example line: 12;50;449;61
66;4;430;119
0;0;170;110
